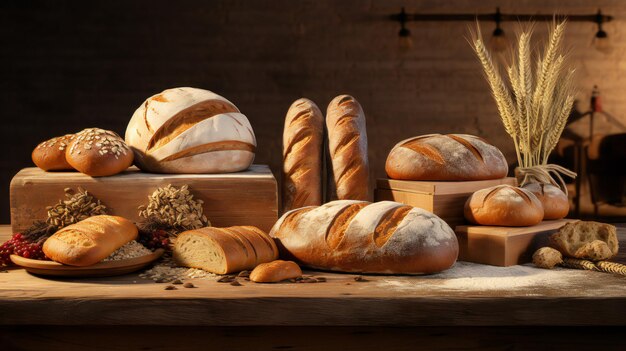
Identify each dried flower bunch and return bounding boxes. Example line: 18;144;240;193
138;184;209;232
469;20;577;188
46;187;108;228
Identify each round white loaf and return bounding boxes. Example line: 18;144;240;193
125;87;256;173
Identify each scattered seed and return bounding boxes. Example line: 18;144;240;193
354;276;368;282
237;270;250;278
230;281;242;286
164;285;176;290
155;278;168;283
217;276;236;283
183;282;195;288
314;277;326;282
172;279;183;285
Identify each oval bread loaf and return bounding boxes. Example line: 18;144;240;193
522;183;569;220
326;95;370;201
282;98;324;211
66;128;134;176
270;200;459;274
125;87;256;174
42;215;138;266
464;185;544;226
32;134;76;171
250;260;302;283
173;226;278;274
385;134;508;181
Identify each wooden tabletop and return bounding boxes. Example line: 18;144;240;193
0;225;625;327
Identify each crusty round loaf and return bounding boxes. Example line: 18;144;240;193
282;98;324;211
270;200;459;274
385;134;508;181
65;128;134;177
464;185;544;226
32;134;76;171
125;87;256;174
522;183;569;220
250;260;302;283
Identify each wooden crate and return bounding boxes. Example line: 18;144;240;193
455;219;577;266
10;165;278;233
375;177;517;228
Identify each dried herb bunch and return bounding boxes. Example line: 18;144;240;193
469;20;577;181
138;184;209;233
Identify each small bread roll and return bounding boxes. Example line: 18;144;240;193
32;134;75;171
66;128;134;176
550;221;618;261
464;185;544;227
250;260;302;283
522;183;569;220
532;247;563;269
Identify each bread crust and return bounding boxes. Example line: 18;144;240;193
385;134;508;181
65;128;133;177
522;183;569;220
270;200;458;274
464;185;544;226
550;221;618;260
282;98;324;211
326;95;370;201
32;134;75;171
250;260;302;283
42;215;138;266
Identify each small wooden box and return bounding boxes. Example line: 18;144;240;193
10;165;278;233
375;177;517;228
455;219;577;266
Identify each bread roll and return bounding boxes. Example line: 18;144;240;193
522;183;569;220
464;185;543;226
270;200;458;274
250;260;302;283
326;95;369;201
550;221;618;261
532;247;563;269
66;128;134;176
173;226;278;274
42;215;138;266
385;134;508;181
32;134;75;171
125;87;256;174
282;98;324;211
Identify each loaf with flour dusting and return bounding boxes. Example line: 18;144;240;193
385;134;508;181
269;200;459;274
326;95;370;201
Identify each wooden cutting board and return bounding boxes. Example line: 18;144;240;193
10;165;278;233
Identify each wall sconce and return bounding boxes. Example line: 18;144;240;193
391;8;613;54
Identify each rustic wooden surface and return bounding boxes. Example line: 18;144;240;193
10;165;278;232
375;177;517;228
455;219;578;266
0;225;624;327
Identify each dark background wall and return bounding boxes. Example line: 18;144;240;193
2;0;625;223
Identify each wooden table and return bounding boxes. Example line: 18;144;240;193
1;225;625;350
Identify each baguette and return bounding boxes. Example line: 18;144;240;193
282;98;324;211
326;95;370;201
270;200;458;274
42;215;138;266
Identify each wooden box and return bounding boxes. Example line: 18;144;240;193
10;165;278;233
455;219;577;266
375;177;517;227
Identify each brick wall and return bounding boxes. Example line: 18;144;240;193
1;0;625;222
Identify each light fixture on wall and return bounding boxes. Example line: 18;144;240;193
593;9;611;54
391;8;613;54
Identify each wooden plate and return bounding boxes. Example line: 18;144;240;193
10;249;165;277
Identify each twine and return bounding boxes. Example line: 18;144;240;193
515;164;577;195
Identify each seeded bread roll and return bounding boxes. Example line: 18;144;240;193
464;185;543;226
32;134;76;171
522;183;569;220
125;87;256;174
65;128;133;177
173;226;278;274
270;200;458;274
550;221;618;261
250;260;302;283
326;95;370;201
42;215;138;266
385;134;508;181
282;98;324;211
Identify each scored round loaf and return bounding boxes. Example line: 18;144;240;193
32;134;76;171
464;185;544;227
270;200;459;274
522;183;569;220
282;98;324;211
66;128;134;177
125;87;256;174
250;260;302;283
326;95;370;201
385;134;508;181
